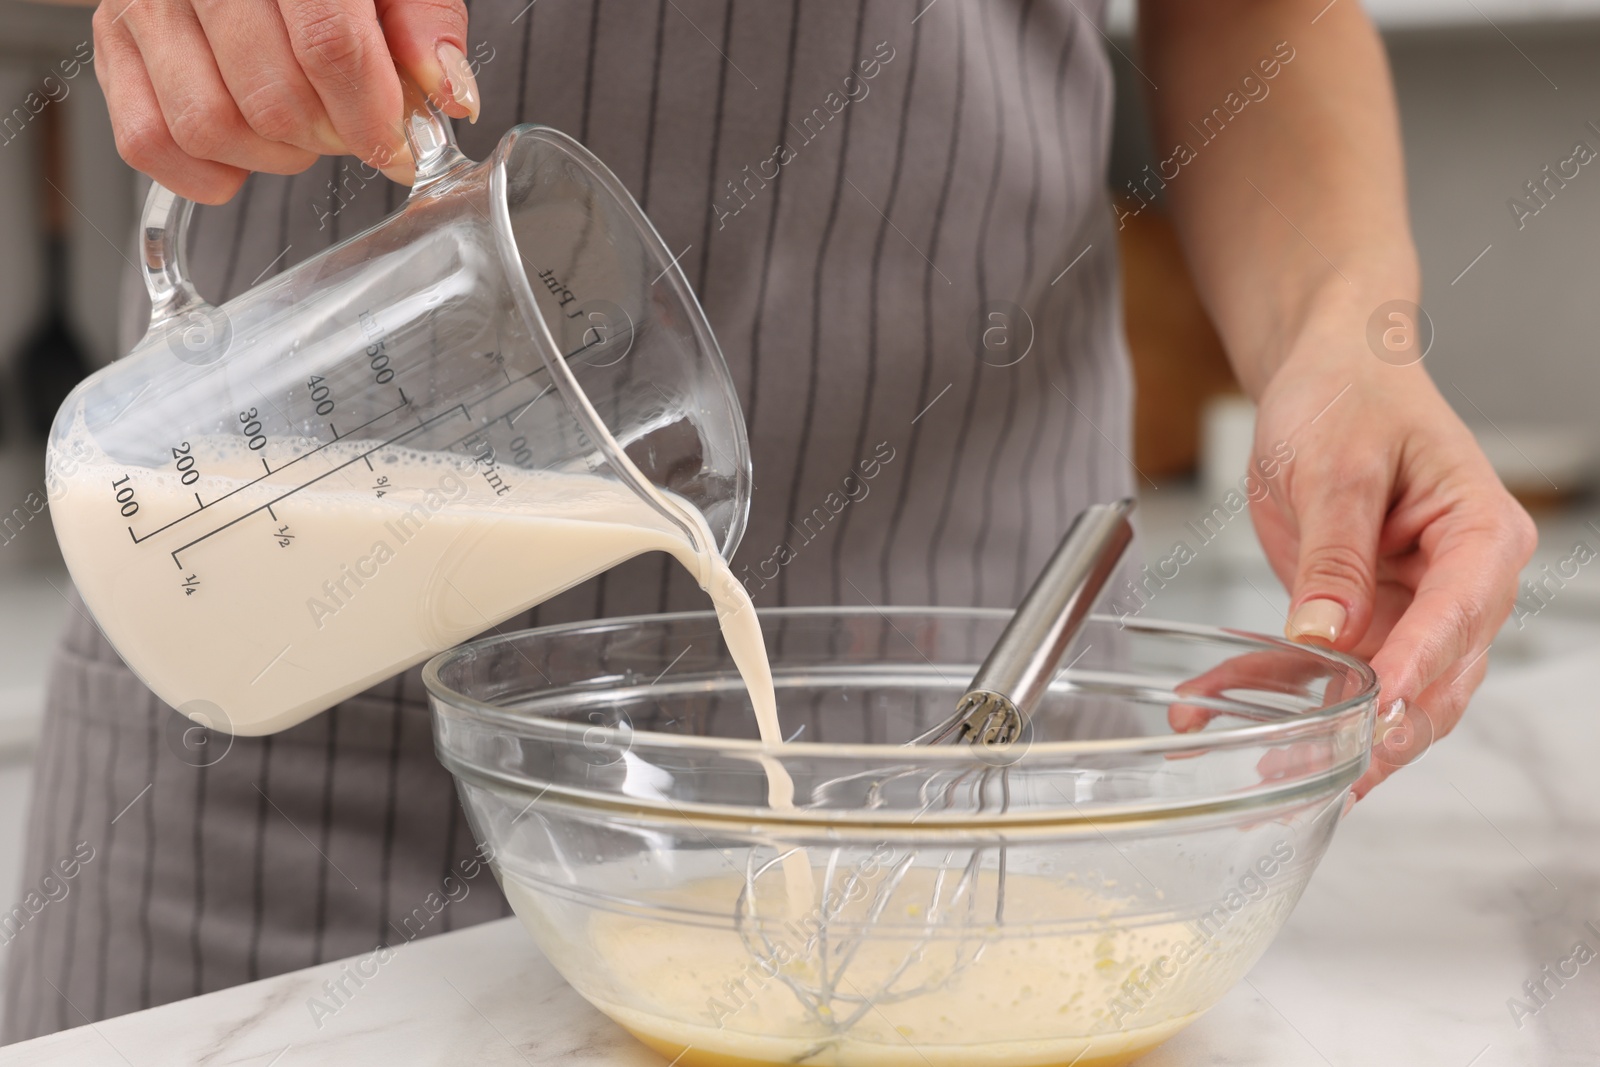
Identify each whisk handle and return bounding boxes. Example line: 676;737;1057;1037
968;498;1135;717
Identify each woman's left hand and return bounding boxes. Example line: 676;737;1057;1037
1245;301;1537;799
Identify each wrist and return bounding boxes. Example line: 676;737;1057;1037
1236;263;1422;398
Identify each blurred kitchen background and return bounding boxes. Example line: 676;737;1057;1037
1;0;1599;1025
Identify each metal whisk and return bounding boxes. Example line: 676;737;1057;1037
914;497;1137;750
735;500;1135;1051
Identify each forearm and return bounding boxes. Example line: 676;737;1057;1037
1138;0;1418;397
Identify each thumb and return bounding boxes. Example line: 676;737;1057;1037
1283;478;1383;651
376;0;479;124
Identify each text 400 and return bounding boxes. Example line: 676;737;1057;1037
307;376;336;416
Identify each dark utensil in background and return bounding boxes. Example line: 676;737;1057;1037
14;99;92;441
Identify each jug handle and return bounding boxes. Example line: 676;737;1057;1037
139;182;209;335
400;76;471;193
137;75;467;341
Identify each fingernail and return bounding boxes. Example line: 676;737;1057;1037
437;42;481;124
379;153;416;187
1286;597;1346;646
310;116;347;156
1341;792;1357;818
362;132;413;185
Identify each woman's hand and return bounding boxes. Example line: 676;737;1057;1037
1248;296;1536;799
93;0;481;203
1139;0;1535;800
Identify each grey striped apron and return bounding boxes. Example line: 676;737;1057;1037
3;0;1131;1040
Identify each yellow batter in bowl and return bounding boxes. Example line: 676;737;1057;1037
505;865;1275;1067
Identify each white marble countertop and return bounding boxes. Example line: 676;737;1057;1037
5;616;1597;1067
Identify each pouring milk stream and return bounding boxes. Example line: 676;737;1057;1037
45;83;813;907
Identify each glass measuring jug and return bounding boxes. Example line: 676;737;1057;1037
44;84;751;737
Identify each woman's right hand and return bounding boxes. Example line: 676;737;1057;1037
93;0;481;203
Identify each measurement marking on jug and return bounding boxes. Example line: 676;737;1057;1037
171;441;201;485
194;492;204;509
438;403;528;455
110;475;139;517
360;311;396;385
307;375;335;416
165;400;465;569
427;404;476;444
266;503;278;521
127;397;413;547
562;331;614;366
469;368;540;412
240;407;268;451
430;372;548;455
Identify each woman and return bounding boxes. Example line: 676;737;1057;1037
5;0;1533;1040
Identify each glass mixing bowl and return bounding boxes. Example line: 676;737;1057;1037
425;608;1378;1067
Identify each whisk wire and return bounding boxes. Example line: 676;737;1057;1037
735;501;1135;1046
